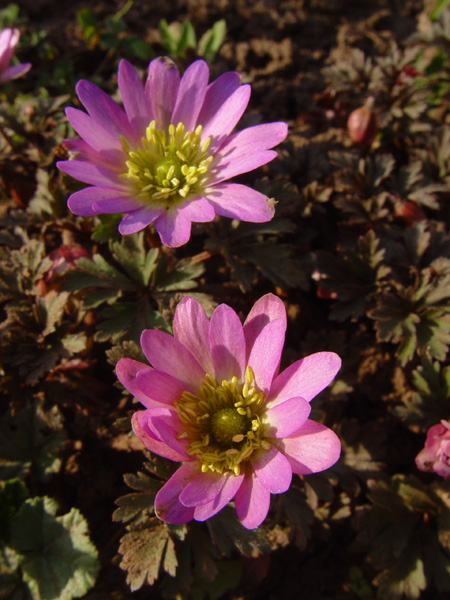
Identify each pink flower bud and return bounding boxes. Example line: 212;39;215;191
45;243;90;282
347;105;377;145
416;420;450;478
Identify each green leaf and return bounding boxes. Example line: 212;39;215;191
431;0;450;20
95;298;167;344
374;543;426;599
0;404;65;482
63;254;135;293
198;19;227;62
9;497;99;600
111;234;159;287
207;505;270;556
0;479;27;541
278;486;314;549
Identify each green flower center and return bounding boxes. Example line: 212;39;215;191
175;367;270;476
120;121;213;208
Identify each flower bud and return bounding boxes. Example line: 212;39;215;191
416;420;450;478
347;105;377;145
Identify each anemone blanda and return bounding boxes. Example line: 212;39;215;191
0;28;31;83
58;57;288;247
116;294;341;529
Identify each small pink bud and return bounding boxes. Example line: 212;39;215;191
347;105;377;145
416;421;450;478
395;200;426;227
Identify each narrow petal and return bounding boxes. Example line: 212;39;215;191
201;84;251;148
194;471;245;521
136;369;187;407
264;397;311;438
132;411;187;461
116;358;155;408
179;470;226;507
0;29;18;70
76;79;136;143
247;319;286;395
118;206;164;235
57;159;124;188
173;297;214;374
154;209;192;248
154;462;200;524
268;352;342;406
140;329;205;391
206;182;275;223
251;445;292;493
171;60;209;131
0;62;31;82
68;187;142;217
148;414;189;458
235;471;271;529
92;195;145;214
178;197;216;223
146;57;180;130
65;107;124;162
197;71;241;128
210;151;277;184
118;59;152;138
279;420;341;475
209;304;246;382
243;293;287;361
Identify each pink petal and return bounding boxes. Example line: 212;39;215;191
154;462;200;524
0;62;31;82
60;139;114;168
116;358;155;408
140;329;205;391
147;414;189;458
205;183;275;222
247;318;285;395
179;470;227;507
65;107;124;162
67;187;115;217
0;29;18;70
235;470;271;529
178;196;216;223
211;151;277;184
132;411;187;461
93;195;144;214
76;79;136;144
171;60;209;131
251;445;292;493
118;206;164;235
118;59;152;138
243;293;287;360
154;209;192;248
194;471;245;521
268;352;342;406
201;84;251;149
197;71;241;128
136;368;187;407
173;297;214;374
264;397;311;438
279;420;341;475
57;159;124;189
146;57;180;130
209;304;246;382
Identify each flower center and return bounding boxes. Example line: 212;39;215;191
121;121;213;208
175;367;270;476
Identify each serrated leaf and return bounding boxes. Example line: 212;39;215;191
207;505;270;556
118;518;170;591
95;298;167;344
63;254;135;293
9;497;99;600
374;543;426;599
111;235;159;287
155;256;204;292
0;479;28;541
279;486;313;549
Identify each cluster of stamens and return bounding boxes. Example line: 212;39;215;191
121;121;212;208
175;367;270;476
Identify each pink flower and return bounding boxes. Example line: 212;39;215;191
0;28;31;83
416;420;450;478
116;294;341;529
44;243;91;282
57;57;287;247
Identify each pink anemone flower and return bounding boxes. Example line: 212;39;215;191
0;28;31;83
416;420;450;478
116;294;341;529
57;56;288;247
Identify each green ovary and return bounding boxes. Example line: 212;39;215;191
175;367;270;476
120;121;212;208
